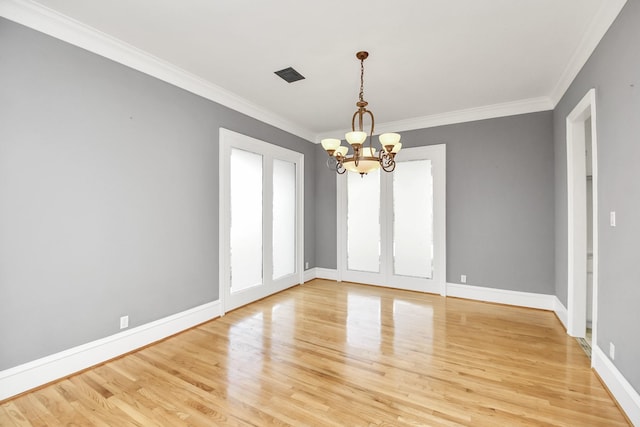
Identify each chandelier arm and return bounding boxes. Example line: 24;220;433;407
381;160;396;172
336;162;346;174
325;156;337;171
365;109;375;135
351;111;360;132
364;109;375;150
378;150;395;173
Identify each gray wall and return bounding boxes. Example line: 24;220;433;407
314;144;338;269
553;0;640;391
315;112;555;295
0;18;316;370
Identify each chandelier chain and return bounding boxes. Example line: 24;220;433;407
359;58;365;103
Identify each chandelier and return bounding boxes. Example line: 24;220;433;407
321;51;402;176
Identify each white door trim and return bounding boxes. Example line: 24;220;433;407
337;144;446;295
218;128;304;315
566;89;599;352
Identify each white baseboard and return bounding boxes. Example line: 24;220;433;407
303;268;316;283
592;345;640;425
314;267;338;281
306;275;555;311
0;300;220;401
446;283;556;310
553;297;569;329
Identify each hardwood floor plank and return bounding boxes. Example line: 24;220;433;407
0;401;31;427
1;279;630;426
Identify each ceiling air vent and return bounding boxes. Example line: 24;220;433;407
274;67;305;83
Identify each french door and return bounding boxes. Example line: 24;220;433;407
219;128;304;313
337;144;446;294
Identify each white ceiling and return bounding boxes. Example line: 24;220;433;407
5;0;627;142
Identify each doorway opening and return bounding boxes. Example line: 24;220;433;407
566;89;598;361
585;118;594;352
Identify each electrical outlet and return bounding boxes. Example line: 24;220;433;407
305;261;309;270
460;274;467;284
120;315;129;330
610;342;615;360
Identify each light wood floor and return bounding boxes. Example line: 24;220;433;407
0;279;629;426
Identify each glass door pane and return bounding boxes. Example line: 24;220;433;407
230;148;263;292
393;159;433;278
272;159;296;279
347;169;381;272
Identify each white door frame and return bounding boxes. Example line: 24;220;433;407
336;144;446;295
566;88;598;350
218;128;304;315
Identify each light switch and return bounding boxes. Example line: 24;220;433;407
610;211;616;227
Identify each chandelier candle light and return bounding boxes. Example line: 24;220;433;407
321;51;402;176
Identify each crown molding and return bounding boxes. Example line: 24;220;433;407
0;0;317;143
2;0;625;144
549;0;627;106
315;96;554;143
